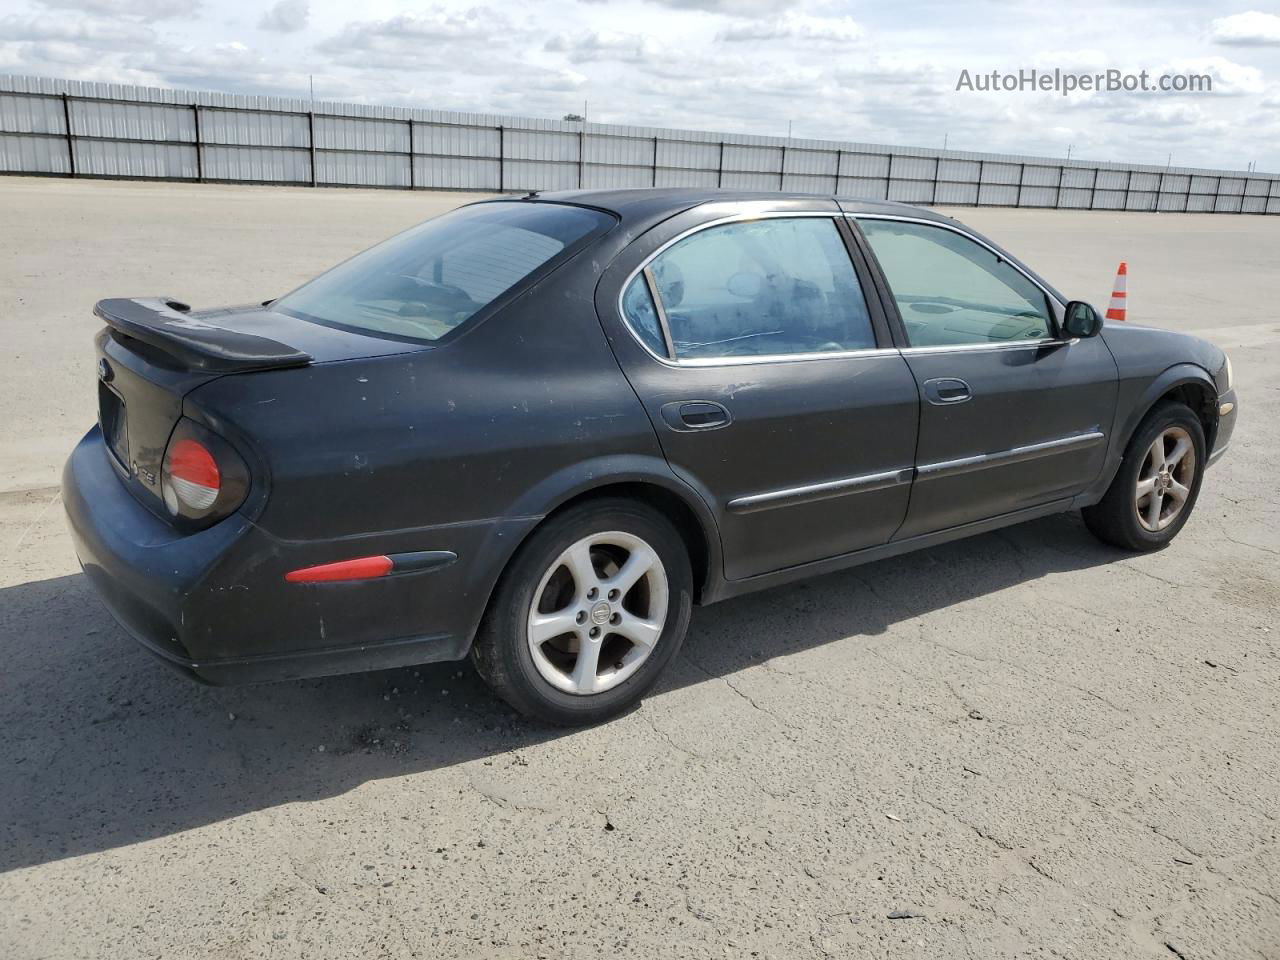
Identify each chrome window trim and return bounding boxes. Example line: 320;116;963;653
848;213;1067;348
678;347;900;367
727;467;913;515
641;264;677;359
616;210;885;369
899;338;1079;356
917;430;1105;481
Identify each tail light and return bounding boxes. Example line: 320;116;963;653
165;438;220;510
161;418;249;527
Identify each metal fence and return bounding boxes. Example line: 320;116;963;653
3;74;1278;214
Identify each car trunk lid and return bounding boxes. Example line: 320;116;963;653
94;297;428;509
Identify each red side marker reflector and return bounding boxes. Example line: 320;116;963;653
285;555;393;583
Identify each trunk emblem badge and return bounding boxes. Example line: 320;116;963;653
97;359;113;382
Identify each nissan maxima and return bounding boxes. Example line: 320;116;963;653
63;189;1237;725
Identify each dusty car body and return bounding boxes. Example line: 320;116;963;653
64;189;1237;723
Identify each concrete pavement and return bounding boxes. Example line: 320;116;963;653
1;177;1277;959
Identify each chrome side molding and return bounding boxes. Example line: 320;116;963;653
727;467;913;515
727;431;1105;515
917;430;1106;481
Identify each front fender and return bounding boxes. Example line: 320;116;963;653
1116;362;1217;448
1075;361;1218;506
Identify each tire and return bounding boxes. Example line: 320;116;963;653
1082;401;1206;551
471;497;693;725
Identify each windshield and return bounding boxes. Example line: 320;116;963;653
274;201;613;342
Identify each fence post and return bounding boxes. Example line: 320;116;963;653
652;136;658;187
976;159;984;207
1016;162;1025;207
1088;168;1098;210
407;118;414;190
192;104;202;182
834;148;842;196
1055;164;1063;209
61;93;75;178
931;157;939;205
497;125;504;193
778;143;786;191
307;111;317;187
887;152;895;201
1122;168;1132;212
718;140;725;189
1156;170;1164;213
1214;175;1223;214
578;125;585;189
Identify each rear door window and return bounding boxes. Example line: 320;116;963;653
275;201;613;342
622;217;876;360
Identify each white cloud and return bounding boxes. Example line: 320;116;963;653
316;8;505;69
1163;56;1266;96
833;54;938;89
544;31;657;64
717;12;865;44
1029;48;1110;72
0;14;154;46
1210;10;1280;46
34;0;201;19
585;0;796;15
23;41;102;66
259;0;308;34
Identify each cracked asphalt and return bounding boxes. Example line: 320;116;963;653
1;178;1277;959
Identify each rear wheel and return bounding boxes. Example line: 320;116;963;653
1083;402;1206;551
472;498;693;725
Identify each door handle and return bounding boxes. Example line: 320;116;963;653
660;400;732;431
923;378;971;405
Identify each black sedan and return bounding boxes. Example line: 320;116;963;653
64;189;1238;724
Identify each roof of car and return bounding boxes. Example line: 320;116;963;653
510;188;956;228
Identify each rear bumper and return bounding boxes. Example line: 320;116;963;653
63;426;531;684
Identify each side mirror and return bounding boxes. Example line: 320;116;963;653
1063;300;1103;339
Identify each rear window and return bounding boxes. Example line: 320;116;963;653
274;201;613;342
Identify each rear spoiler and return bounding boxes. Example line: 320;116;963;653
94;297;312;373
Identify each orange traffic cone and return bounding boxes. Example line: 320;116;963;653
1105;262;1127;321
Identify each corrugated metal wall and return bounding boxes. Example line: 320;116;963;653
2;74;1277;214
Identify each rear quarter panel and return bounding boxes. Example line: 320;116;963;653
183;258;676;652
191;270;662;540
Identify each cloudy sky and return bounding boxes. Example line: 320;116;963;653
2;0;1278;171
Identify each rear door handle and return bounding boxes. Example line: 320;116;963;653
660;400;732;431
923;378;971;405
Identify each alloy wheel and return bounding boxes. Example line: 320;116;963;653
1134;425;1195;532
526;531;669;696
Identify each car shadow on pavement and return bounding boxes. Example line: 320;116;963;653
0;510;1122;873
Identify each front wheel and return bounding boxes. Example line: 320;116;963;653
471;498;693;725
1082;402;1206;551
